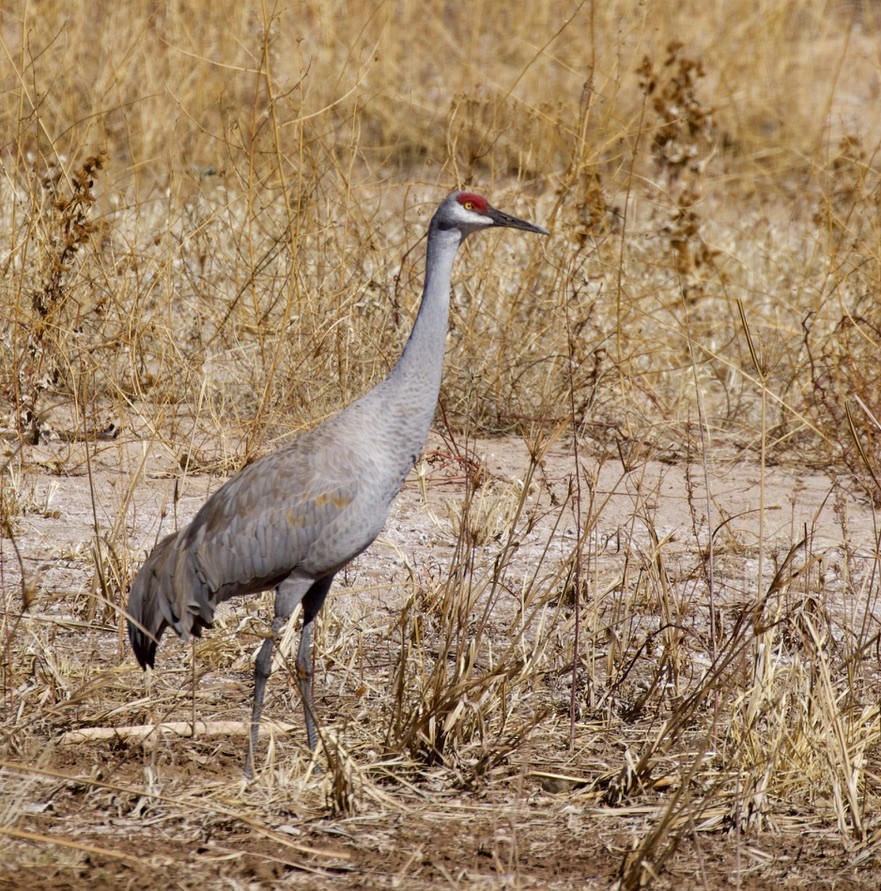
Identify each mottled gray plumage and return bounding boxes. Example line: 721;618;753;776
127;191;548;776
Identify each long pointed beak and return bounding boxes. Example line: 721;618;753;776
487;205;550;236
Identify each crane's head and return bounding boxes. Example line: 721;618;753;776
434;191;549;238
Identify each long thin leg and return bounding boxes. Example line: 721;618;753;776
296;575;334;753
245;578;310;779
245;614;284;779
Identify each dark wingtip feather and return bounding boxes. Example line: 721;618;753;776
126;531;179;671
126;529;217;670
128;619;157;670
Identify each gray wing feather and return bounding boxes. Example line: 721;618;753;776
187;437;362;599
127;428;365;668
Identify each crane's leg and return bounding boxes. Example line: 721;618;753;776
246;577;310;779
296;574;334;753
245;575;334;778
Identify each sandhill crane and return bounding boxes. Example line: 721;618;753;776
127;191;548;777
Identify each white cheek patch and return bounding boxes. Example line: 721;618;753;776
454;204;493;229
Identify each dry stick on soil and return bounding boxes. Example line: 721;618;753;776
58;720;297;745
0;825;144;865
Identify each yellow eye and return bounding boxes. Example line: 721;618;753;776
464;201;473;210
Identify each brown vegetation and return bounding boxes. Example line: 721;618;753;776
2;0;881;887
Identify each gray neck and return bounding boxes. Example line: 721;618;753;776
373;220;463;456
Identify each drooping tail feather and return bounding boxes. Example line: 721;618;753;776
127;531;215;670
128;612;159;669
127;532;177;669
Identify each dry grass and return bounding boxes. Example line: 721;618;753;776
3;0;881;887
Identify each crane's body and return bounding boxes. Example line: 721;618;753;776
127;191;548;776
